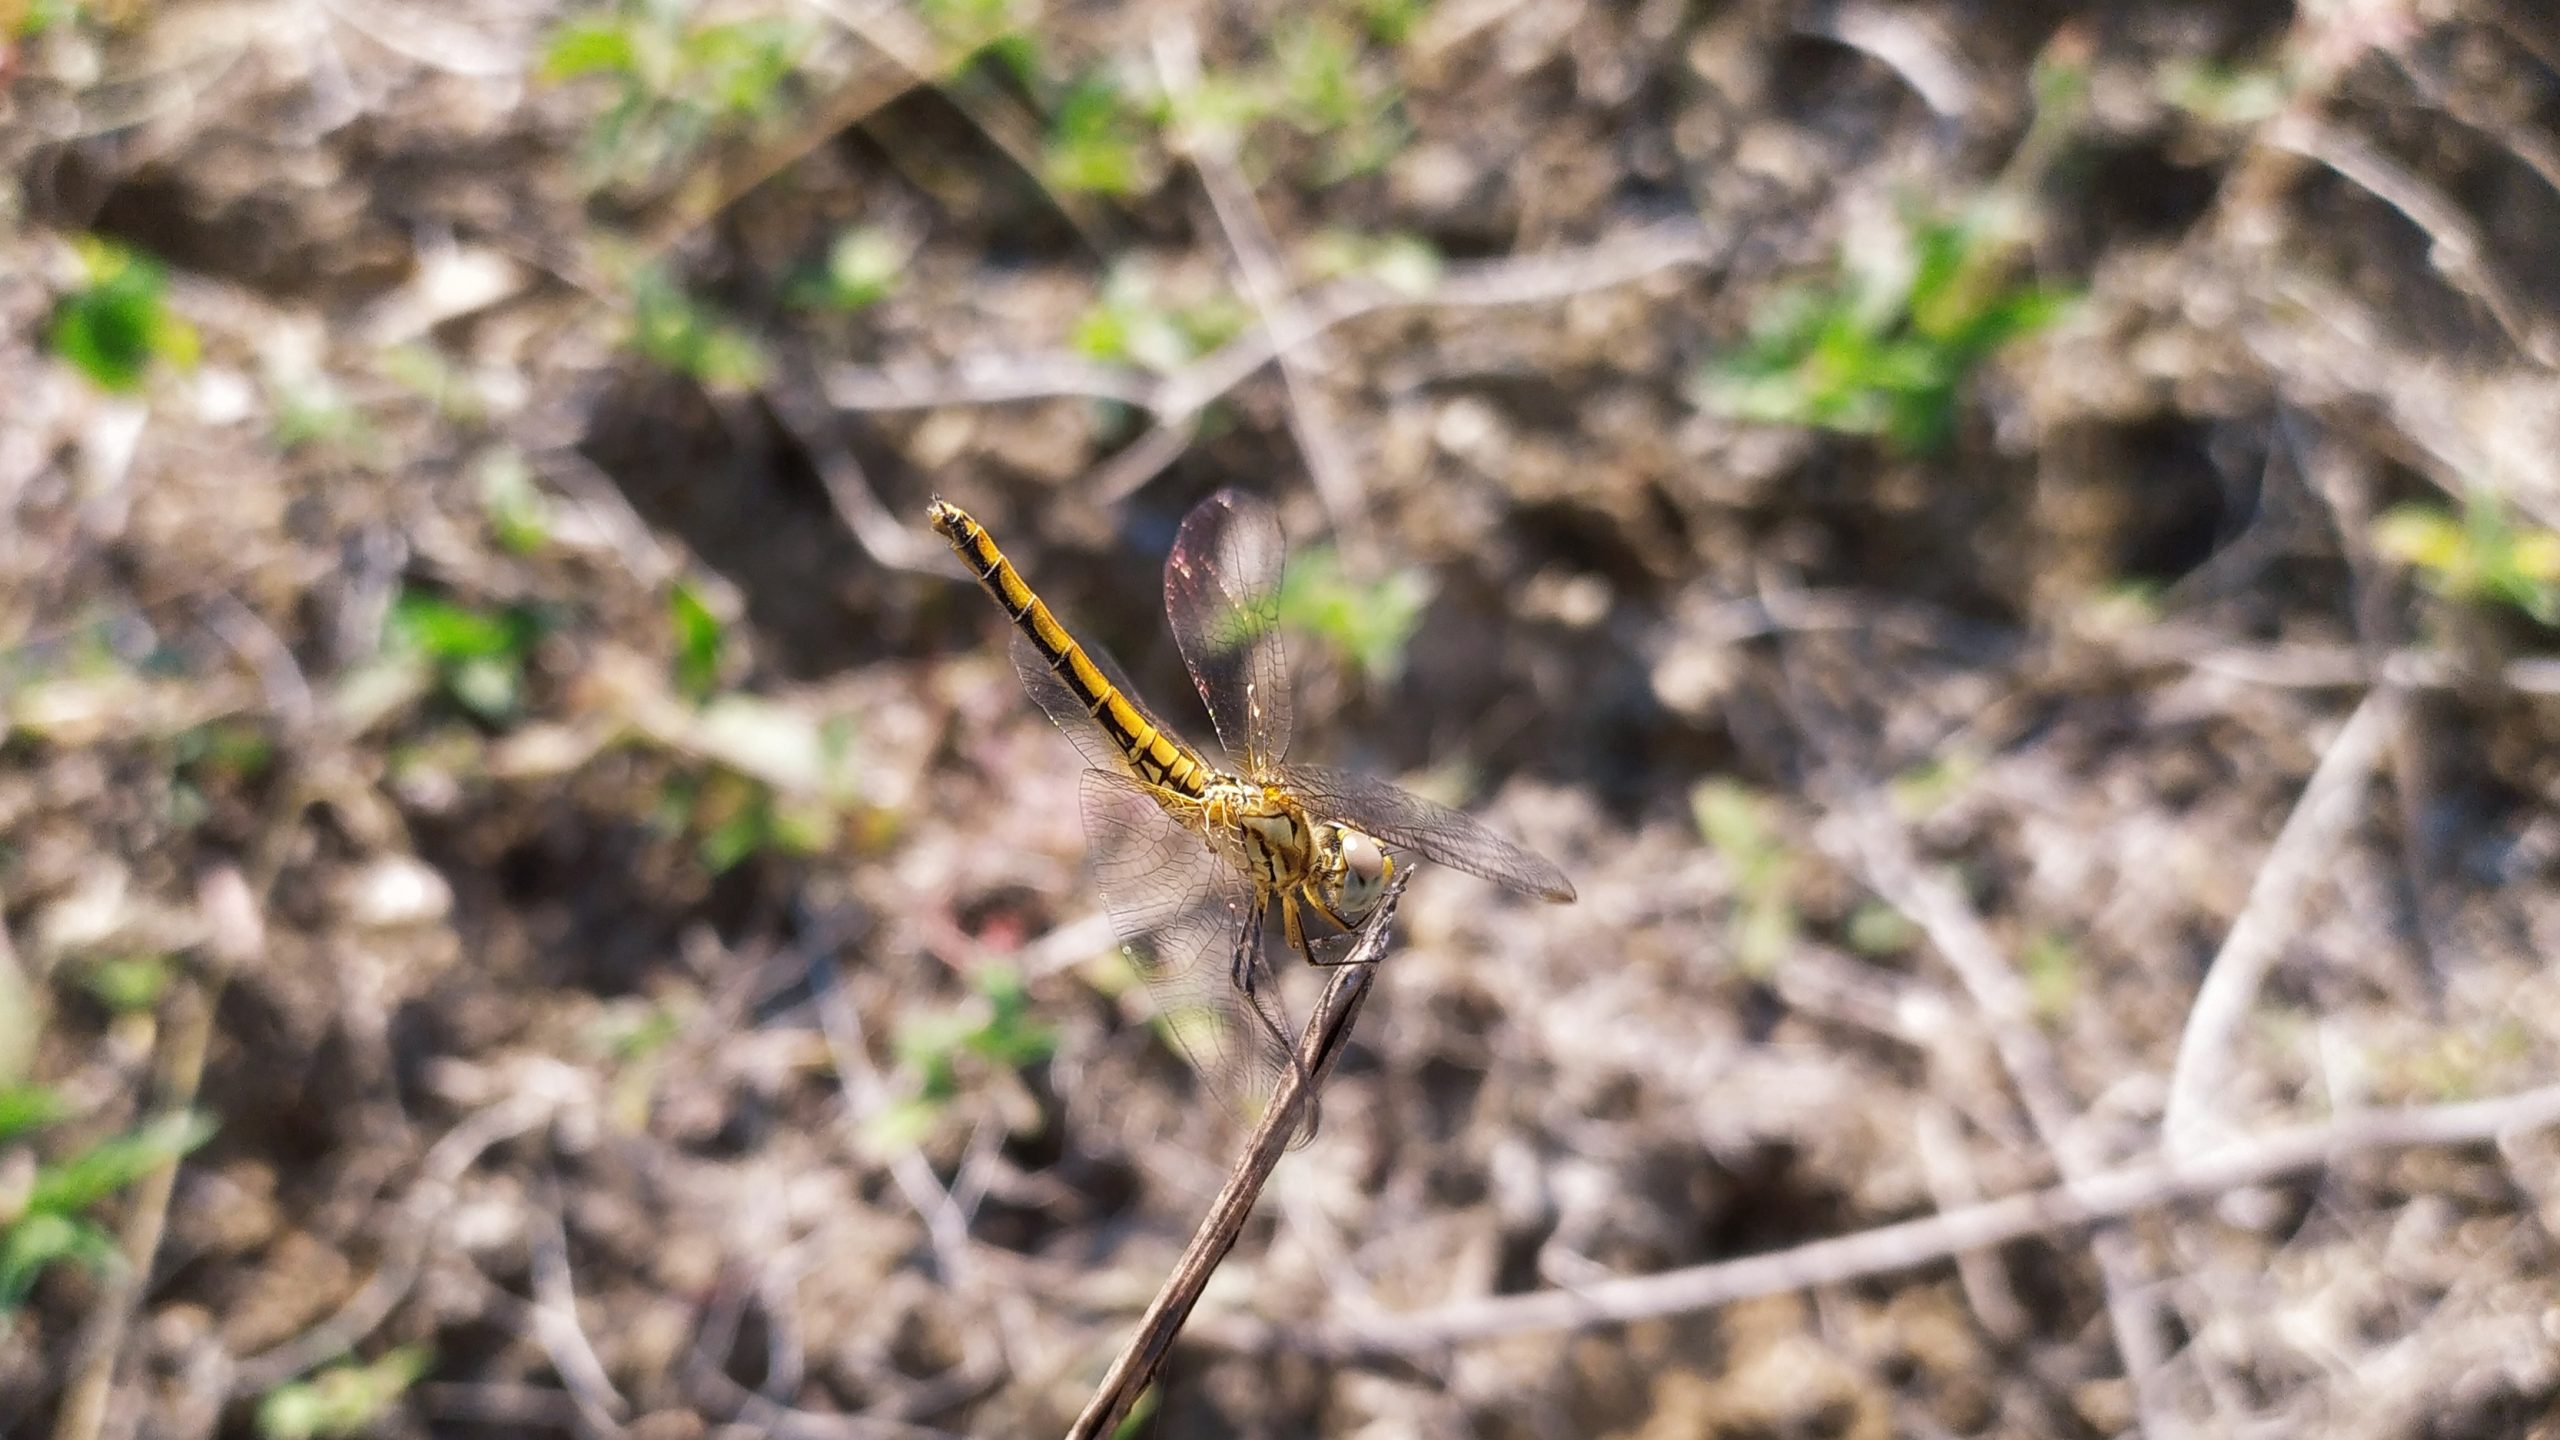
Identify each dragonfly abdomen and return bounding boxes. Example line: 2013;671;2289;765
930;500;1211;795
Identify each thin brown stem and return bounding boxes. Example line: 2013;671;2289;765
1063;873;1409;1440
1207;1079;2560;1361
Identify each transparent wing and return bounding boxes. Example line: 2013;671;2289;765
1282;765;1578;903
1164;489;1293;775
1081;769;1302;1133
1006;631;1170;775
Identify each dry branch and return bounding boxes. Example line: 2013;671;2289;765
1064;872;1410;1440
1809;765;2173;1429
1204;1080;2560;1361
2164;689;2400;1153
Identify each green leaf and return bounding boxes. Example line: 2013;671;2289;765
476;450;551;555
256;1345;430;1440
1274;18;1365;132
79;954;174;1014
1699;204;2064;456
27;1111;214;1217
1276;545;1431;682
384;593;533;721
795;226;907;313
0;1087;69;1145
0;1213;118;1311
387;593;526;665
1692;780;1797;978
17;0;88;38
628;269;770;390
688;19;800;117
49;241;197;393
1352;0;1429;45
2379;498;2560;625
1044;75;1152;197
669;581;723;702
540;18;641;81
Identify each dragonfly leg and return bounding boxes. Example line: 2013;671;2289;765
1230;897;1266;994
1288;891;1373;968
1280;894;1311;966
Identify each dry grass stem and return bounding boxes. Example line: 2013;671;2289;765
2165;690;2401;1153
1065;873;1409;1440
1220;1080;2560;1360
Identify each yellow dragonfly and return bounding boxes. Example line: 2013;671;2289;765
929;491;1575;1131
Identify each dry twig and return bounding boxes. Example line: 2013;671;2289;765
2264;113;2560;368
2164;690;2400;1153
818;222;1722;502
1207;1079;2560;1359
1811;775;2178;1434
1153;23;1366;540
1063;871;1410;1440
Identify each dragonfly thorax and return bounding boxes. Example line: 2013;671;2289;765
1201;777;1398;932
1201;778;1316;889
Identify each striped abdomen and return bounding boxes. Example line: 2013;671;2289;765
929;499;1210;796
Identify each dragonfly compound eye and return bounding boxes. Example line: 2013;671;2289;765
1327;825;1394;922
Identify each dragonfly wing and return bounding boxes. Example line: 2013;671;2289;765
1283;764;1578;903
1081;769;1299;1128
1164;490;1293;774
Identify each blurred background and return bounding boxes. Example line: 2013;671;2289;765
7;0;2560;1434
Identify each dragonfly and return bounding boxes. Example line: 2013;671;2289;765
929;490;1575;1134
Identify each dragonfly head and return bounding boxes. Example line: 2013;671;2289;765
1312;821;1396;927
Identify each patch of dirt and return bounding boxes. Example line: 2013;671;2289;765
8;0;2560;1436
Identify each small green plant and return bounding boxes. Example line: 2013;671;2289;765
256;1345;430;1440
1348;0;1429;45
1700;209;2070;455
14;0;88;37
475;450;552;556
267;370;368;455
626;267;769;390
541;1;805;193
0;1094;214;1314
2375;495;2560;625
47;238;199;394
75;954;173;1015
1268;16;1408;180
586;997;687;1130
172;715;277;790
660;768;836;874
668;580;725;703
1702;51;2084;455
1692;780;1798;979
1071;265;1249;373
1276;545;1430;683
1043;72;1159;197
386;591;541;723
635;688;860;872
875;967;1056;1146
789;225;910;313
913;0;1030;65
